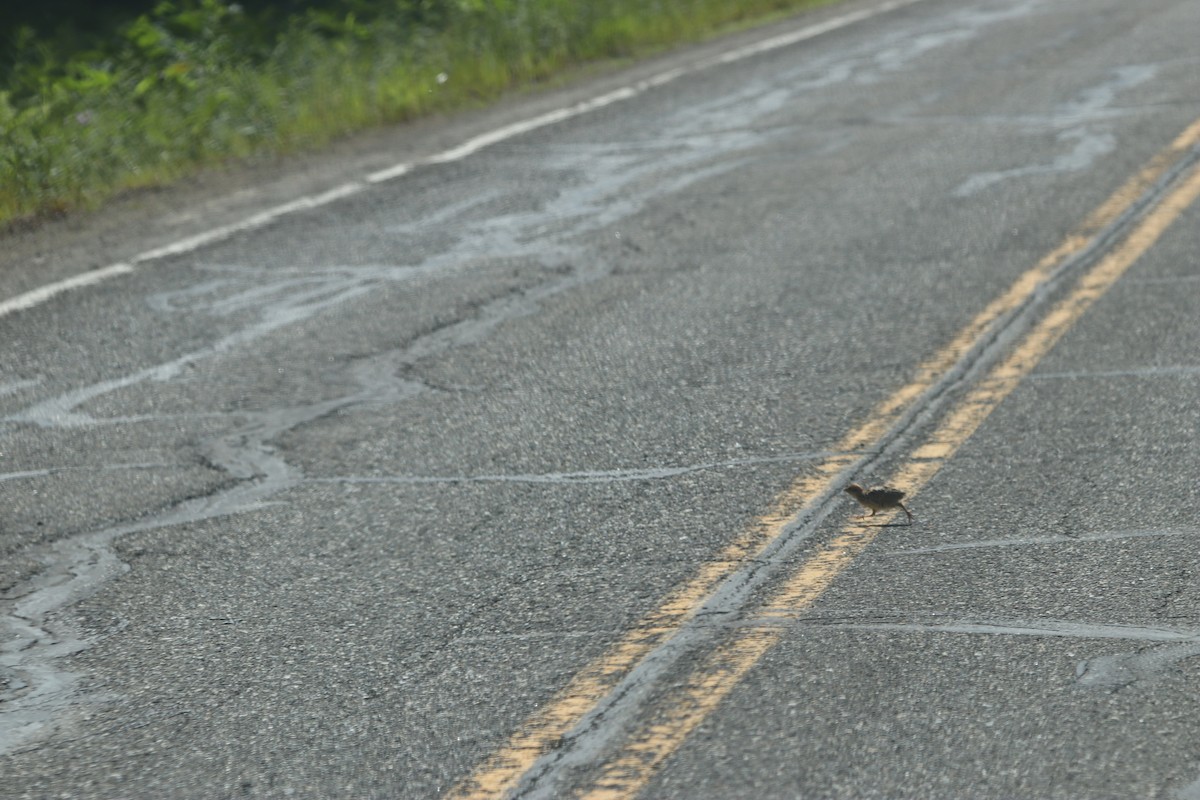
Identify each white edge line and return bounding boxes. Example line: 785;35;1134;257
0;0;927;321
130;181;368;263
0;262;135;317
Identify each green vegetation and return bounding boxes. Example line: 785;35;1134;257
1;0;833;227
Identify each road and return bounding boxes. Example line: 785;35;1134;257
3;0;1200;797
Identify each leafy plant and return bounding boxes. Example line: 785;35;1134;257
0;0;830;226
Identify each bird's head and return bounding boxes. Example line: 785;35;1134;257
845;483;865;498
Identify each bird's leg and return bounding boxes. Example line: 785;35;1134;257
898;502;914;524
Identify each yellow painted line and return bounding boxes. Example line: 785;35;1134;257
576;158;1200;800
445;119;1200;800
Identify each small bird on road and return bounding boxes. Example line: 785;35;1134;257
845;483;913;524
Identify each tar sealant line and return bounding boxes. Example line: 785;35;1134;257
1028;365;1200;380
0;0;933;322
760;614;1200;692
0;463;174;483
952;64;1159;198
885;526;1200;556
303;451;844;486
768;617;1200;642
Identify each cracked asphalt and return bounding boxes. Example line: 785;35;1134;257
3;0;1200;797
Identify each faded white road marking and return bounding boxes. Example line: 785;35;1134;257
306;452;838;487
0;263;134;318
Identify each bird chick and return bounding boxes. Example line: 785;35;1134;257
845;483;913;524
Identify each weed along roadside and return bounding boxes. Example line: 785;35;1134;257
0;0;840;228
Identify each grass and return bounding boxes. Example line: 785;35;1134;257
0;0;837;228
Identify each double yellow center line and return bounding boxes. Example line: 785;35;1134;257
449;117;1200;799
579;125;1200;799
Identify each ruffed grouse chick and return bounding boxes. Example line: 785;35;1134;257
845;483;913;524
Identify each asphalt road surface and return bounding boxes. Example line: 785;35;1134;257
3;0;1200;797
